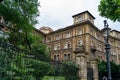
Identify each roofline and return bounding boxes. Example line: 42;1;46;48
39;26;53;32
72;10;96;19
47;20;100;35
34;28;46;36
111;29;120;33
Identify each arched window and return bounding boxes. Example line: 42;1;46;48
64;54;67;60
68;54;71;60
78;40;82;46
54;55;56;61
56;55;59;61
54;43;60;50
68;41;71;48
64;41;71;49
63;53;71;60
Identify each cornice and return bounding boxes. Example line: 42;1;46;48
47;20;101;35
72;10;95;19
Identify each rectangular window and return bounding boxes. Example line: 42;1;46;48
78;15;83;22
65;32;70;38
56;35;62;40
46;37;51;42
78;30;82;35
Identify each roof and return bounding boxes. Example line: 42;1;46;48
39;26;53;32
72;10;96;19
47;20;100;35
111;30;120;33
34;28;46;36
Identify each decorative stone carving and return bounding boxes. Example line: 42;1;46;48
74;45;85;54
74;45;87;80
90;46;97;61
90;46;96;55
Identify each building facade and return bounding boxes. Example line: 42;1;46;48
38;11;120;64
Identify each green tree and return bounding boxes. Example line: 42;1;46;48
0;0;39;47
0;0;51;80
31;33;50;62
98;0;120;22
98;60;120;80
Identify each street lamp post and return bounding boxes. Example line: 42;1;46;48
103;20;112;80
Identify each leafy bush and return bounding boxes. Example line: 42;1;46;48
28;59;51;80
98;60;120;80
63;62;79;80
48;62;79;80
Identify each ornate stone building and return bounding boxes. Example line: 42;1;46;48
38;11;120;64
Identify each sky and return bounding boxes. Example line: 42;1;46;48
36;0;120;31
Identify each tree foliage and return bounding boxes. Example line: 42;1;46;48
0;0;39;31
0;0;51;80
0;0;40;47
98;60;120;80
98;0;120;22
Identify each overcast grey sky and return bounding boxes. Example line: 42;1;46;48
36;0;120;31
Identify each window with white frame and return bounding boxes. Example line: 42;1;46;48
64;41;71;49
112;49;116;55
56;35;62;40
65;32;70;38
91;41;94;46
78;29;82;35
54;43;60;50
